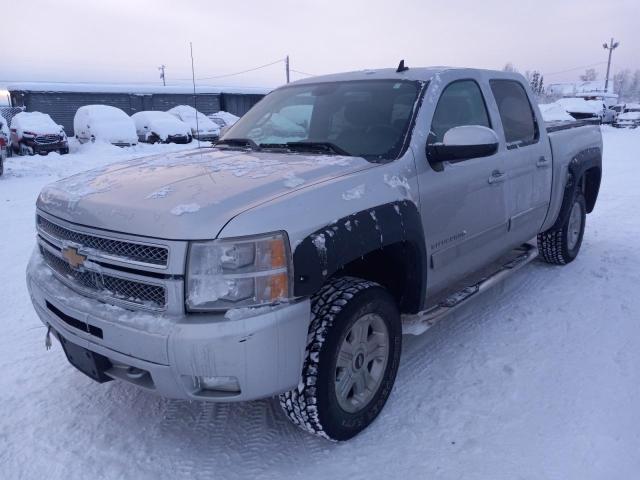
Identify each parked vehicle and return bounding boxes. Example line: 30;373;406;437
0;113;8;175
613;103;640;128
27;66;602;441
131;111;192;144
167;105;220;141
208;110;240;128
556;97;602;122
9;112;69;156
74;105;138;146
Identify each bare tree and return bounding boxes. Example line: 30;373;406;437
613;70;631;101
579;68;598;82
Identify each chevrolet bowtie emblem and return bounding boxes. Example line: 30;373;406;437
61;246;87;269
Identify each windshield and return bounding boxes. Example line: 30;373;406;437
221;79;422;161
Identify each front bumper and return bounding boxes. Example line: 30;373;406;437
22;139;68;154
26;249;310;401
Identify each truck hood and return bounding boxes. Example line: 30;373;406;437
37;148;375;240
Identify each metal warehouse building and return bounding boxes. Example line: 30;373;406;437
7;83;269;135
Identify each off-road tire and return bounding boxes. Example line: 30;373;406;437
537;192;587;265
279;276;402;441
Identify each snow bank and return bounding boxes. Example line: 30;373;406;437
538;103;575;122
10;111;64;137
131;111;191;141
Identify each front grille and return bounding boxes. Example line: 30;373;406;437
40;247;167;309
35;134;60;144
37;215;168;267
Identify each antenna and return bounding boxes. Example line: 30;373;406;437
396;60;409;73
190;42;201;148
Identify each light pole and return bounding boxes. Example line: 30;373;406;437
602;38;619;93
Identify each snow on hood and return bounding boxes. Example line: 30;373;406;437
74;105;137;144
556;98;601;115
132;111;191;141
167;105;220;135
11;111;64;136
36;148;374;240
538;103;575;122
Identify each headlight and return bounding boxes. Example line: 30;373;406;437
186;232;292;312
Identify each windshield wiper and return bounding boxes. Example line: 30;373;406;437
284;141;351;156
215;138;259;150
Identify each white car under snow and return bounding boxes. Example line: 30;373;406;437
74;105;138;146
131;111;193;144
167;105;220;141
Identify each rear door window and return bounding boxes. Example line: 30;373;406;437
490;80;538;147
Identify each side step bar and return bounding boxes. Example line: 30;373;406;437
402;243;538;335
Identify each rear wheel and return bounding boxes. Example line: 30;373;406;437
537;192;586;265
280;276;402;441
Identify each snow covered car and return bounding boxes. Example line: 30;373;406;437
556;98;602;123
167;105;220;141
613;104;640;129
0;113;8;175
131;111;192;144
27;66;602;441
74;105;138;147
9;112;69;156
207;111;240;128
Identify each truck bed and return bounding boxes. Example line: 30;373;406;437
545;119;600;133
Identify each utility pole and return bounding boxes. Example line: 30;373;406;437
285;55;290;84
158;64;167;86
602;38;620;93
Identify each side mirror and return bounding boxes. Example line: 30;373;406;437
427;125;499;166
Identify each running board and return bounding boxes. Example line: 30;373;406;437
402;243;538;335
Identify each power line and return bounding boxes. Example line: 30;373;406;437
545;61;607;77
290;68;315;77
176;58;285;81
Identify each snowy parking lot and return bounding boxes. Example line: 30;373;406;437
1;129;639;479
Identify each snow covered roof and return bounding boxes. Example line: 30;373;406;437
6;82;272;95
11;111;61;132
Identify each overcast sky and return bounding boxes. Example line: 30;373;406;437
3;0;639;89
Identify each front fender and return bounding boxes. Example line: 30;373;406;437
292;201;426;312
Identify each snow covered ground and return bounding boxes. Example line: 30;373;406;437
1;129;639;479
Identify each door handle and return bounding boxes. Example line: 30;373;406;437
536;156;550;168
488;170;506;184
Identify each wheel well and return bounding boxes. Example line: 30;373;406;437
336;241;423;314
583;167;601;213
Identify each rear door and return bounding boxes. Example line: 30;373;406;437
489;79;552;244
417;77;509;297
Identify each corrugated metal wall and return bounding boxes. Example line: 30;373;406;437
9;91;263;135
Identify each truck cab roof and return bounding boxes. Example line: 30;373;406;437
287;66;523;86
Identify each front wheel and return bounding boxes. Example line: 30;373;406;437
537;192;586;265
280;276;402;441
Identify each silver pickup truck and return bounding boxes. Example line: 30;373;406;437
27;65;602;441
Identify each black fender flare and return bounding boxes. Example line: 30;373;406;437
292;201;427;313
551;147;602;231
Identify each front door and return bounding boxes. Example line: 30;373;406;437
416;78;509;298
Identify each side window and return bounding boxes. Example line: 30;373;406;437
490;79;538;146
429;80;491;143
